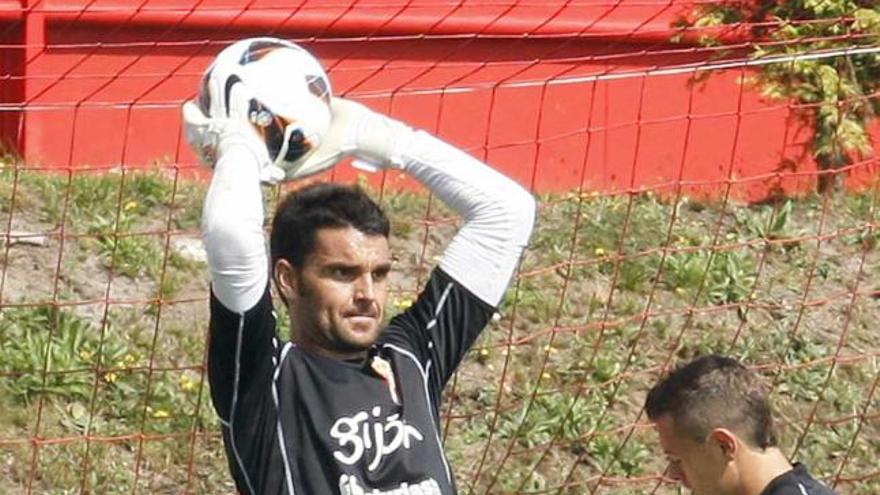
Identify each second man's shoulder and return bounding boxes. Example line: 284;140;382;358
761;464;839;495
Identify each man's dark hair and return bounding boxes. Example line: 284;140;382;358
270;183;390;268
644;354;778;449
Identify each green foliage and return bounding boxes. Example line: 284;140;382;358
492;384;650;488
496;391;598;449
677;1;880;190
776;334;833;401
2;169;880;492
510;274;569;323
705;250;759;304
0;306;126;403
0;305;211;438
617;258;651;292
661;249;756;304
86;212;163;278
576;193;671;256
736;200;796;241
657;247;758;304
662;249;711;293
0;167;205;301
587;434;651;478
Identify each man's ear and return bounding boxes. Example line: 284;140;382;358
710;428;738;459
274;258;299;306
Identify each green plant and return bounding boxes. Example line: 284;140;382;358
661;247;757;304
587;434;651;477
496;390;600;449
87;213;162;278
662;249;710;294
0;307;127;403
617;258;650;293
676;1;880;192
508;274;568;324
705;250;758;304
776;335;832;401
737;200;796;242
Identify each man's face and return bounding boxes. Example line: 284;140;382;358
285;226;391;359
654;415;736;495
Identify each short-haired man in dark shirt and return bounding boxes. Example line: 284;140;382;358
183;38;536;494
645;354;838;495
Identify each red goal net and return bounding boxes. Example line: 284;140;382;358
1;1;878;493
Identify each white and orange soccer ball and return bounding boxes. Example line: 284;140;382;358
197;37;333;178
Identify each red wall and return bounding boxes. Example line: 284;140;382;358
1;0;877;200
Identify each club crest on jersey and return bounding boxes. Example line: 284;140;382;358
330;406;425;472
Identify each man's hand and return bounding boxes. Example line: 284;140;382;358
183;94;413;182
293;97;413;179
182;101;286;184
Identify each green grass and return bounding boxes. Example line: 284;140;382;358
1;163;878;493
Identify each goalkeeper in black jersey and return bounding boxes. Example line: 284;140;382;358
182;42;536;495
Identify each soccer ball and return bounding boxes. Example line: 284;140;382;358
198;37;333;177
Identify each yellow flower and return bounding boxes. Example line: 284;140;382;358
594;247;606;256
394;298;414;310
152;409;170;419
103;372;118;384
179;375;196;392
124;200;138;211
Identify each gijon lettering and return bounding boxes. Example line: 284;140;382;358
330;406;424;471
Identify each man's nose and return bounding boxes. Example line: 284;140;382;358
353;274;375;300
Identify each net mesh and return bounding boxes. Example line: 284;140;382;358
1;1;878;493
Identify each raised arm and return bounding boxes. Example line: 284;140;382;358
300;97;536;307
194;94;537;311
200;133;269;313
184;99;287;427
392;128;536;306
306;99;536;388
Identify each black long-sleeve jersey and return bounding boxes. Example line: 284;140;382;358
208;268;493;495
760;463;839;495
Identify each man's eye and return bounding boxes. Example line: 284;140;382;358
330;267;355;279
373;268;390;281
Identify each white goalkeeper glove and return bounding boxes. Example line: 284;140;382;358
181;100;286;184
296;96;414;176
